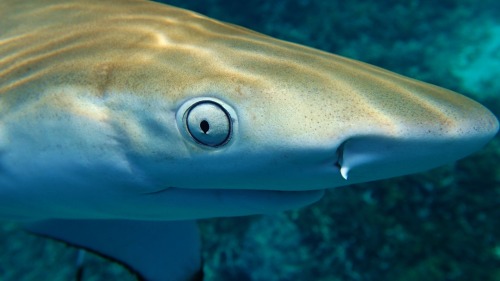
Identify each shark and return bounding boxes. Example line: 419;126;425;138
0;0;498;280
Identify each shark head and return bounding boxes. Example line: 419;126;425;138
0;0;498;220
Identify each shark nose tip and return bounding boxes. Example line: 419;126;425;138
487;110;499;136
459;103;498;146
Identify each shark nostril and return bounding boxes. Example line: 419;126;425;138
335;141;349;180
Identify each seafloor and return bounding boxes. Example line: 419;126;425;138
0;0;499;280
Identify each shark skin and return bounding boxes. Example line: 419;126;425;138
0;0;498;280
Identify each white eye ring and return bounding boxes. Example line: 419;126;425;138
176;97;237;148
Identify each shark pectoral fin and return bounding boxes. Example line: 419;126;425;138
25;219;202;281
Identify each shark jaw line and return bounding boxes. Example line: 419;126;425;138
126;188;327;220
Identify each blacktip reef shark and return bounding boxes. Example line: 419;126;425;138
0;0;498;280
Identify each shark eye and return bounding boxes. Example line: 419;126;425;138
185;101;231;147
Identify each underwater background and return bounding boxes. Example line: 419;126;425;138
0;0;498;280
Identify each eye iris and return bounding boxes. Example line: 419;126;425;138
186;101;231;147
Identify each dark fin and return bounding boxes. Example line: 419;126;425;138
75;249;86;281
75;265;84;281
25;220;202;281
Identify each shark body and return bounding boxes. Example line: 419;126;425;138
0;0;498;280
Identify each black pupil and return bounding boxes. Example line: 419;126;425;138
200;120;209;134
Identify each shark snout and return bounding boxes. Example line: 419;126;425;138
336;104;499;183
